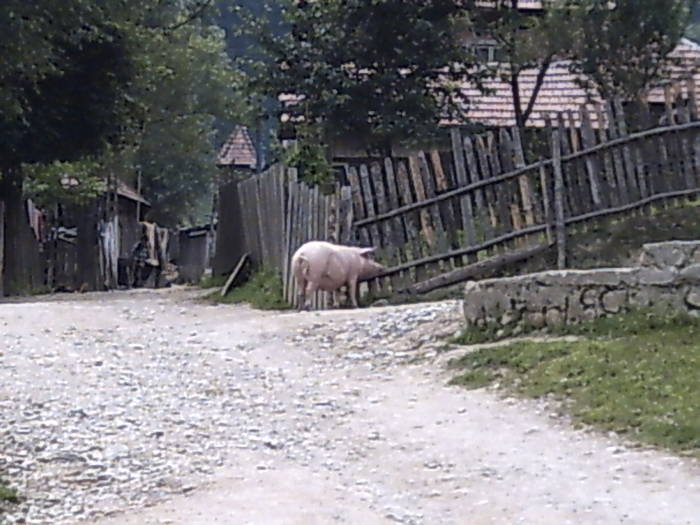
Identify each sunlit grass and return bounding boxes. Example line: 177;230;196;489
449;310;700;456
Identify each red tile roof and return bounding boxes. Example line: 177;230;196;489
475;0;543;9
217;126;257;168
454;39;700;129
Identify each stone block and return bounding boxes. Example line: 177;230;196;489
679;264;700;284
637;268;677;286
601;290;627;314
581;287;602;307
545;308;564;327
640;242;692;269
525;311;546;329
686;287;700;309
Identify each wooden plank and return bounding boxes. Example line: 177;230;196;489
579;106;604;207
359;163;382;248
663;86;682;190
371;161;394;260
220;253;250;297
595;105;620;206
511;126;536;226
257;176;270;264
0;200;4;297
338;185;354;245
347;166;370;246
417;151;448;256
605;100;631;203
396;160;423;280
404;242;551;295
383;158;409;261
674;97;697;190
463;136;494;240
552;128;567;269
239;179;255;264
555;113;579;217
449;129;478;261
567;111;594;214
687;76;699;121
371;162;397;294
613;97;641;202
475;135;509;236
408;155;436;249
309;185;319;309
283;170;297;303
430;150;459;248
539;165;554;244
497;128;520;234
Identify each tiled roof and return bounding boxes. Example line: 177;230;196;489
456;39;700;129
475;0;543;9
117;181;150;206
217;126;257;168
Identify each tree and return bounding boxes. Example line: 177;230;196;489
467;1;575;136
234;0;489;155
1;0;244;294
571;0;693;102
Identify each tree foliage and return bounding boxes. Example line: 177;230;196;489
467;2;575;132
1;0;241;227
234;0;488;154
570;0;693;101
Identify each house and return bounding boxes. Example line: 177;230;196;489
458;38;700;130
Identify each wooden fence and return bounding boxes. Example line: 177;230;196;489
236;165;348;308
235;83;700;307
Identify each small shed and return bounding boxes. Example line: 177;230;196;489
175;224;216;283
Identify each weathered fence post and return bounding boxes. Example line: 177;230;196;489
552;125;567;269
0;200;4;297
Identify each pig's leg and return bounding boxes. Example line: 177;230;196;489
296;278;307;311
304;280;318;310
348;278;359;308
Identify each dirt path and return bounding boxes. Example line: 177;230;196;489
1;288;698;525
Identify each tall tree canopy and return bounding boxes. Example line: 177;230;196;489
1;0;241;226
467;2;575;133
234;0;488;154
570;0;693;101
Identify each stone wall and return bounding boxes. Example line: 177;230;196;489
463;241;700;332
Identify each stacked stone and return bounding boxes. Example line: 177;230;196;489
463;241;700;332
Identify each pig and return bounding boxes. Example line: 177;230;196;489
291;240;385;309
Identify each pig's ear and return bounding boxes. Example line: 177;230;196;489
358;247;377;258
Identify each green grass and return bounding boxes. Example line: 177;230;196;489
449;309;700;456
0;477;20;509
206;268;291;310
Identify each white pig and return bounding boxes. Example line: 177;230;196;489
291;240;385;309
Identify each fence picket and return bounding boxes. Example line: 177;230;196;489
579;106;604;207
463;136;494;241
511;126;536;226
449;129;477;262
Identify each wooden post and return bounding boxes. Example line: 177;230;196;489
449;129;477;261
579;106;604;206
552;128;567;269
0;200;4;297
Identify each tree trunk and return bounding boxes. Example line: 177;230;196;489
0;169;34;295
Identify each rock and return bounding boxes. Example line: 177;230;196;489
601;290;627;314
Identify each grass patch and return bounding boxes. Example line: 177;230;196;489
0;477;20;509
207;268;291;310
449;309;700;456
198;274;227;289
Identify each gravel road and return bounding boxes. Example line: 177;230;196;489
1;288;698;525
